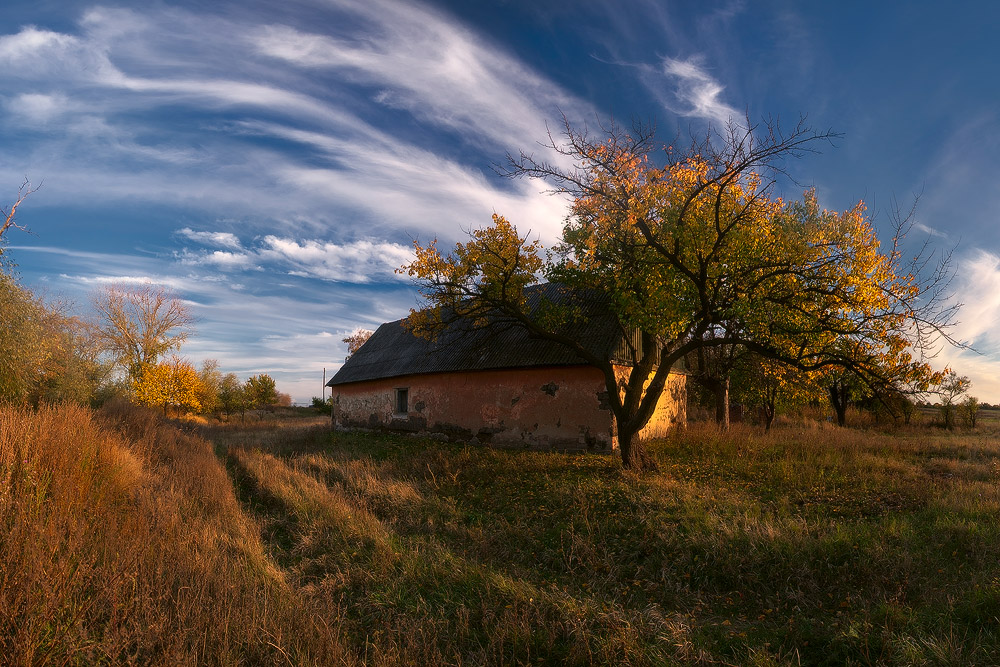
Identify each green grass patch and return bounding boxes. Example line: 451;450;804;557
243;420;1000;665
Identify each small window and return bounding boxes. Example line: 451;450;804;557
395;388;409;415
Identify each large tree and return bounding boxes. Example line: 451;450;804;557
404;118;955;468
0;273;107;405
93;282;194;382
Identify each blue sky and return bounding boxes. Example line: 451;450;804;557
2;0;999;404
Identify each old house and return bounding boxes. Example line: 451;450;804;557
327;284;686;452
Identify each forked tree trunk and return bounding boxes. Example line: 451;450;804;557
762;402;775;432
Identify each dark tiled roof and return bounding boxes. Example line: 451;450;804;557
328;283;623;386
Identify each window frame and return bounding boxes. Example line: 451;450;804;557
394;387;409;416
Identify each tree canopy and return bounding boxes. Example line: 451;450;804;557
132;356;203;416
245;374;278;410
403;117;957;468
93;282;194;382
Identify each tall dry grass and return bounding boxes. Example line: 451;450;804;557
0;401;351;666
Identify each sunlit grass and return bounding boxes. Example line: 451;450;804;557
0;402;349;666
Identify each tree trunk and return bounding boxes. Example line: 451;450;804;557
617;423;656;471
829;383;847;427
714;377;730;430
696;374;731;430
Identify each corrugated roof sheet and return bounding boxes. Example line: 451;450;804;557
328;283;624;386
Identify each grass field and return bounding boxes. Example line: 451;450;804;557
4;402;1000;665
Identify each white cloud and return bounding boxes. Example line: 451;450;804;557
0;26;78;63
659;56;739;126
259;236;413;283
922;249;1000;403
6;92;69;123
175;228;415;283
58;273;191;290
912;221;946;238
948;250;1000;345
0;25;114;83
178;227;243;249
178;249;256;270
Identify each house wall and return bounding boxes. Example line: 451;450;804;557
332;365;616;451
332;365;687;452
616;365;687;440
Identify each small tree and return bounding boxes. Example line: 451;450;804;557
938;370;970;430
343;328;374;361
960;395;980;429
732;355;823;431
132;356;203;416
197;359;223;414
245;373;278;410
218;373;246;418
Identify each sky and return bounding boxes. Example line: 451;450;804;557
1;0;999;404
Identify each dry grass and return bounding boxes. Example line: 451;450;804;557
0;401;350;666
6;404;1000;665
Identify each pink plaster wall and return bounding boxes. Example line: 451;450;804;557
332;365;686;452
333;365;615;451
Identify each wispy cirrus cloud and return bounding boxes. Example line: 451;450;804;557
249;0;584;151
913;221;947;238
0;0;603;402
0;2;580;246
657;56;739;126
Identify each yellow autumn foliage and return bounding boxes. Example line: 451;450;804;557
132;356;203;416
402;118;954;465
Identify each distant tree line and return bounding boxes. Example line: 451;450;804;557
0;185;291;418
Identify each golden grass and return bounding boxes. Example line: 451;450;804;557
0;401;350;666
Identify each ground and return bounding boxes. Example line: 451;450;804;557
5;403;1000;664
210;408;1000;664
